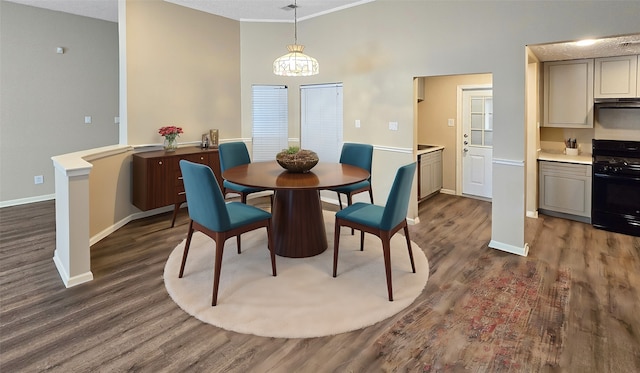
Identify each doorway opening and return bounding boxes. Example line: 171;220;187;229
416;73;493;200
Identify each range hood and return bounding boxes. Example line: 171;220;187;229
594;97;640;109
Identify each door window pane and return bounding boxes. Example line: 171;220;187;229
471;130;482;145
484;131;493;146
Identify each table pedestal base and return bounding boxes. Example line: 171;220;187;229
272;189;327;258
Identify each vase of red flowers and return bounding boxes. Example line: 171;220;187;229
159;126;183;152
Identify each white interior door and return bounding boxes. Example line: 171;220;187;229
462;88;493;199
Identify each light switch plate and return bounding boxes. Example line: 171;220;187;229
355;119;361;128
84;116;92;124
447;118;455;127
389;121;398;131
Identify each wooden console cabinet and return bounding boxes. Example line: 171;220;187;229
132;147;223;227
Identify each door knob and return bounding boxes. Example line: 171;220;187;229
464;141;468;145
463;148;469;152
464;134;469;138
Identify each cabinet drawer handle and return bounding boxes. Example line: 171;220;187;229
178;192;185;196
178;176;183;180
200;156;204;160
158;161;163;165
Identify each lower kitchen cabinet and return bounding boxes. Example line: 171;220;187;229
419;150;443;200
538;160;592;223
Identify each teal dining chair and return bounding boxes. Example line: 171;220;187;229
178;160;276;306
332;162;417;301
218;142;270;203
331;143;374;209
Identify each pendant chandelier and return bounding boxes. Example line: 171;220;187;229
273;0;319;76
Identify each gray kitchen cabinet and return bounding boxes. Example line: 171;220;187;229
419;150;442;200
538;161;592;223
594;55;639;98
543;59;594;128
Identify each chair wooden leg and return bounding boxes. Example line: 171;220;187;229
211;233;225;306
236;235;241;254
179;220;195;278
404;225;416;273
333;222;341;277
267;222;276;276
360;231;365;251
381;232;394;301
171;203;181;228
368;188;374;204
336;192;343;210
347;194;355;235
241;193;247;204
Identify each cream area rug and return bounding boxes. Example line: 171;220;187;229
163;211;429;338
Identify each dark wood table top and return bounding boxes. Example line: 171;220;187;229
222;161;369;190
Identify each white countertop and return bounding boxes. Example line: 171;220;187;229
538;150;592;165
417;145;444;155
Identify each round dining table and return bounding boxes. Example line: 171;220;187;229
222;161;370;258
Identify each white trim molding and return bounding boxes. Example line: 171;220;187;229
489;240;529;257
373;145;413;154
0;194;55;208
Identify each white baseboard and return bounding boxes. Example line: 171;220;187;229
489;240;529;256
526;210;539;219
439;188;456;195
53;251;94;288
90;205;175;246
0;194;55;208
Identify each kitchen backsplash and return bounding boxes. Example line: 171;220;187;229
540;108;640;153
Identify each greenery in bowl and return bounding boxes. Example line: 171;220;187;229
276;147;319;173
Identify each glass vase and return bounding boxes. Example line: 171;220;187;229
164;137;178;152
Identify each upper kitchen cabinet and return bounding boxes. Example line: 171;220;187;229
543;59;594;128
594;55;639;98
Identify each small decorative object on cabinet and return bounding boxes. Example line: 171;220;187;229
209;129;219;148
158;125;183;152
132;147;223;227
276;146;319;173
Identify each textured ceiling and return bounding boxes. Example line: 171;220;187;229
5;0;374;23
529;34;640;62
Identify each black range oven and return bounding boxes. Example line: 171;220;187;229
592;139;640;237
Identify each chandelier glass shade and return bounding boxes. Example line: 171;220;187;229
273;44;319;76
273;1;319;76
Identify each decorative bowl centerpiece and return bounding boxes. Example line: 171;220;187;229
276;146;319;173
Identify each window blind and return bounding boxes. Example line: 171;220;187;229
300;83;343;163
252;85;288;162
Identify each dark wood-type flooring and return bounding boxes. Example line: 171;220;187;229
1;194;639;372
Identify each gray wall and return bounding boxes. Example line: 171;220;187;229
0;1;119;205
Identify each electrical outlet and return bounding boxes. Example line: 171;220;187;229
355;119;361;128
448;118;455;127
389;121;398;131
85;116;92;124
34;175;44;184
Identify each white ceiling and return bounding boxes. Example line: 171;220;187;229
5;0;374;23
7;0;640;61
